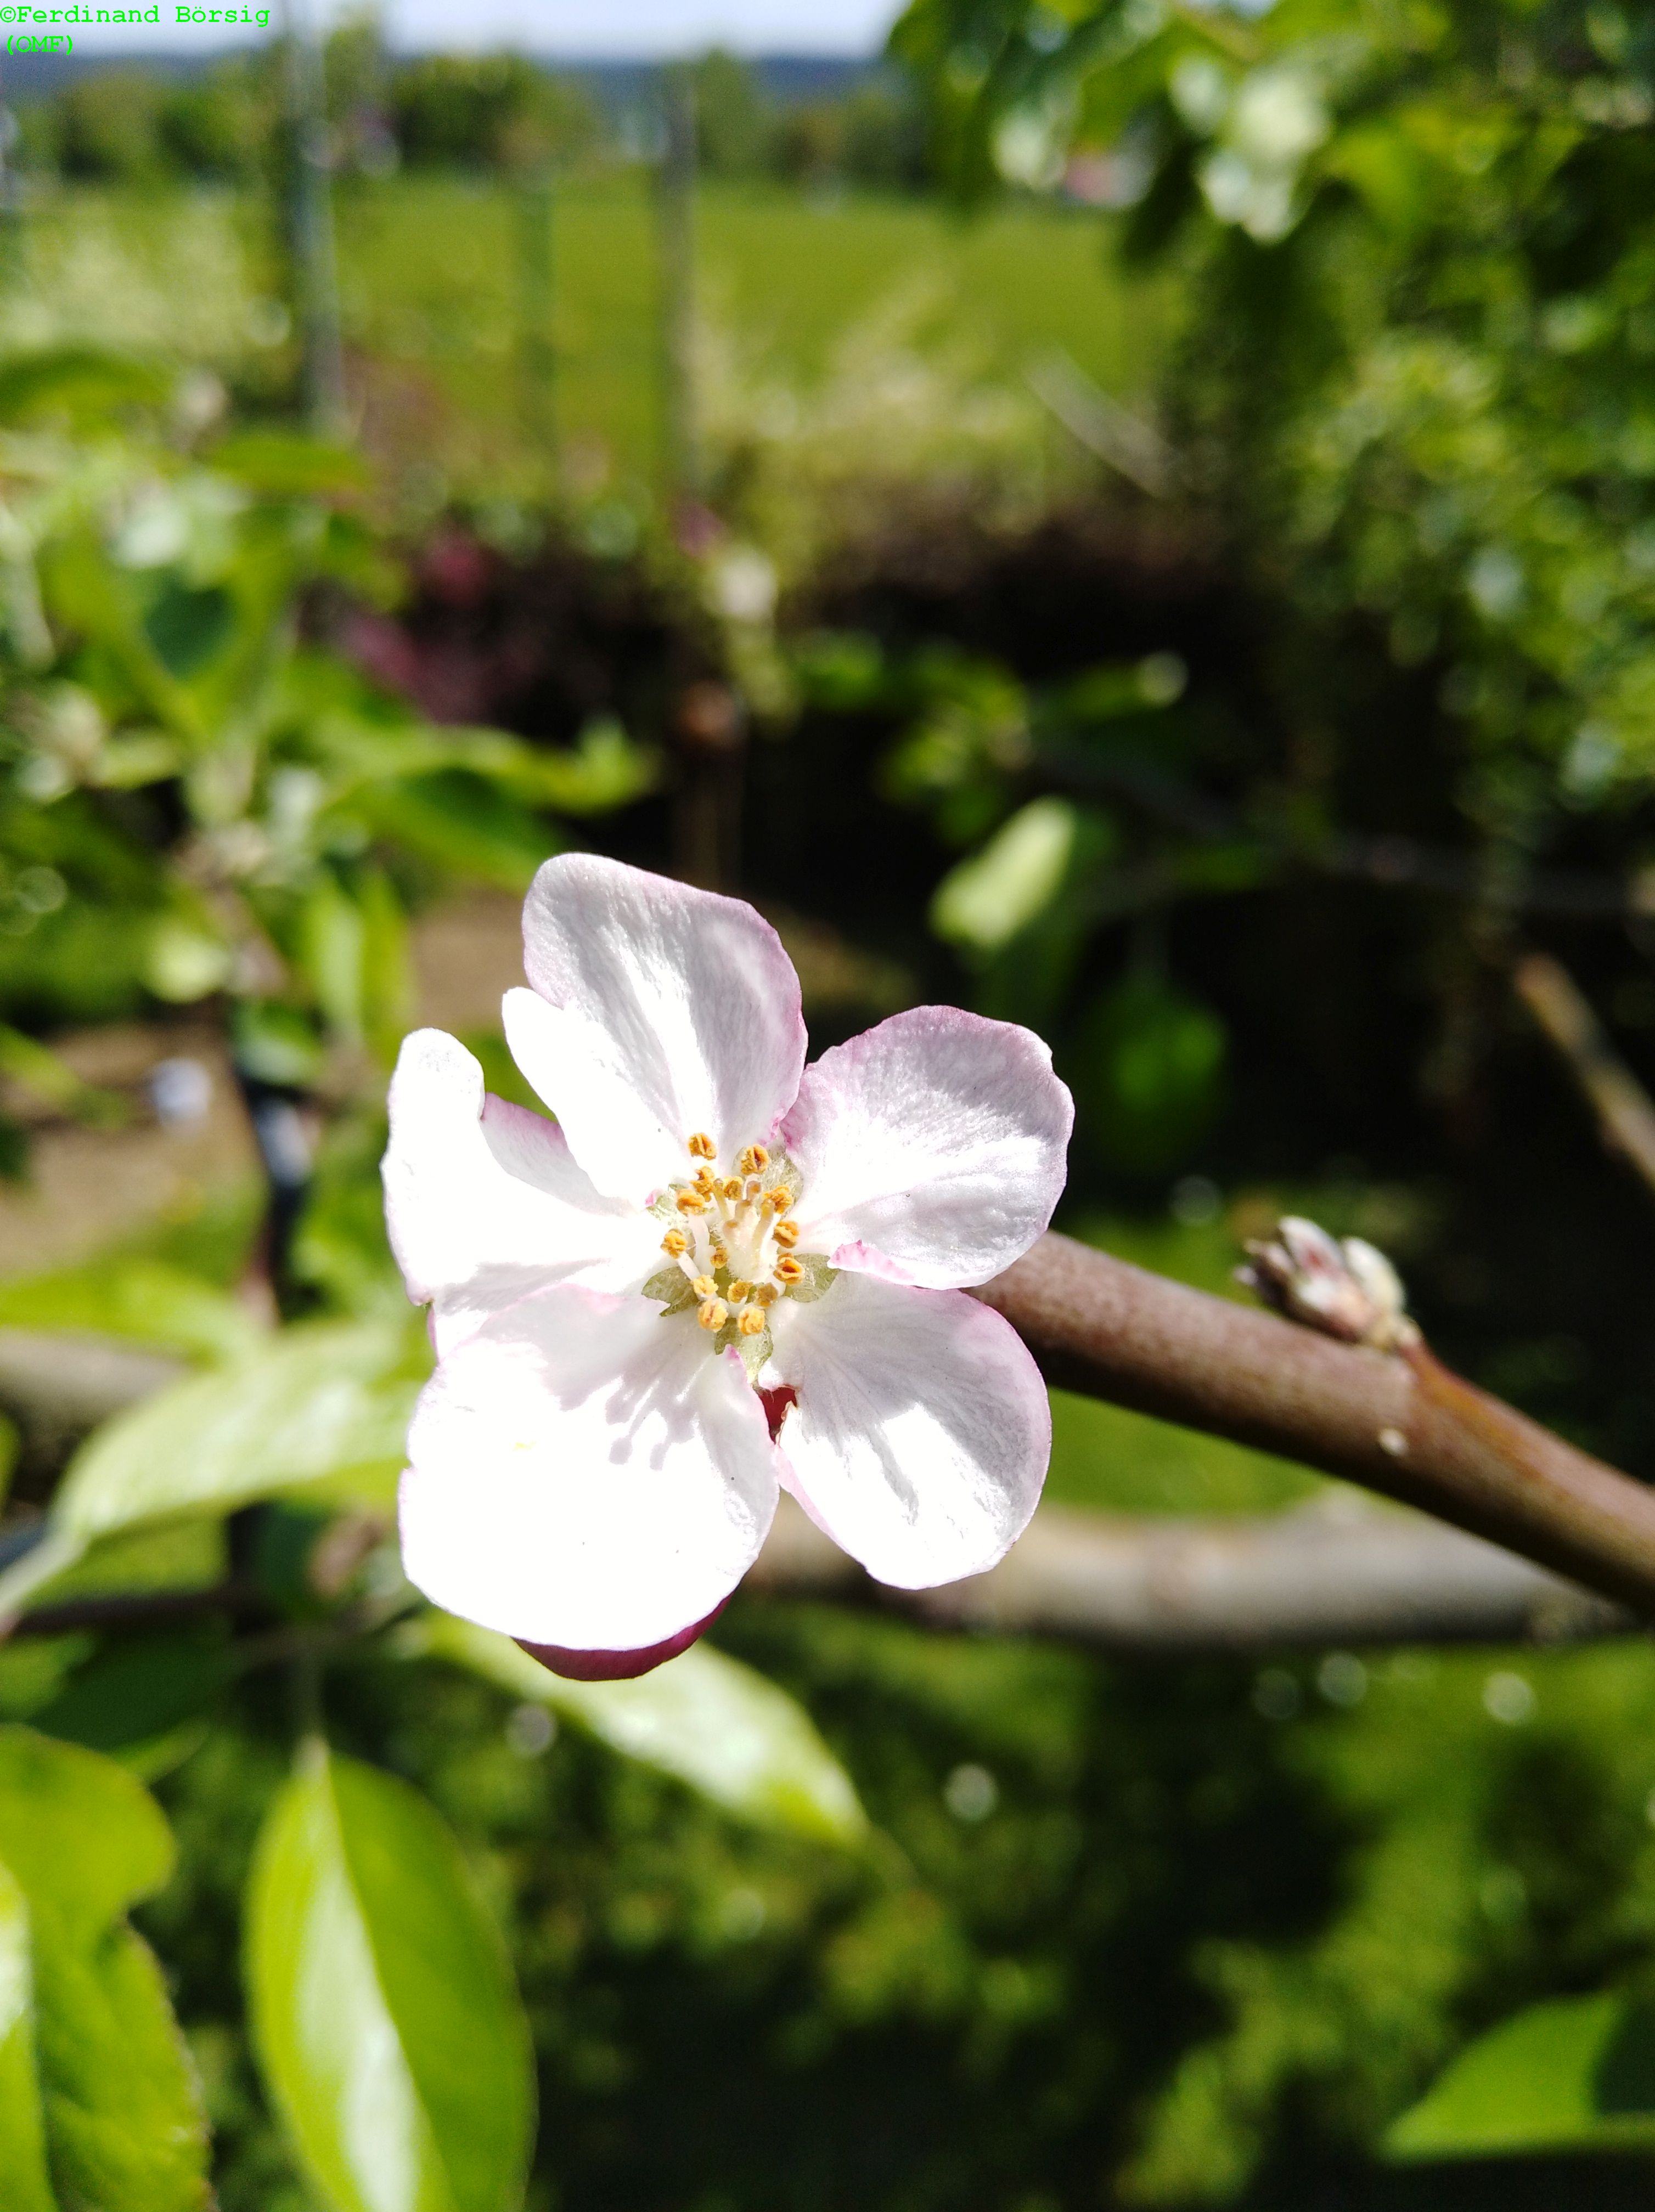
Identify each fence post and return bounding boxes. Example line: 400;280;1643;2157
280;0;347;437
514;163;558;470
656;63;699;506
0;67;23;288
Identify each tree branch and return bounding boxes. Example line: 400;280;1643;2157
7;1500;1625;1652
7;1228;1655;1649
1514;952;1655;1203
749;1494;1626;1649
973;1234;1655;1620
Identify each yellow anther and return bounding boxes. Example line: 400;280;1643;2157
772;1218;800;1249
775;1255;804;1284
721;1177;744;1201
691;1274;718;1299
661;1228;689;1257
738;1145;769;1176
764;1188;793;1215
675;1189;707;1214
756;1284;780;1306
710;1243;728;1267
694;1165;716;1194
738;1307;767;1337
697;1297;729;1332
727;1278;754;1302
687;1132;717;1160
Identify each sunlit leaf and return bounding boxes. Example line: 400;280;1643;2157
0;1726;209;2210
421;1612;868;1847
0;1258;263;1363
932;797;1078;952
246;1740;534;2212
0;1857;54;2212
1388;1990;1655;2159
210;431;373;498
0;1320;425;1617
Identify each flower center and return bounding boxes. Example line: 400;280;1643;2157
644;1133;832;1365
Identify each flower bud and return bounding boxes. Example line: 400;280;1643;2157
1238;1216;1417;1352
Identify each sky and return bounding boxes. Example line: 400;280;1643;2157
54;1;906;59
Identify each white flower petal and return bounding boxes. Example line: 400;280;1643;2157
504;855;807;1204
401;1285;780;1651
783;1006;1072;1289
383;1029;661;1355
765;1272;1050;1589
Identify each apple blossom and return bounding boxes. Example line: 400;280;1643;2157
383;854;1073;1678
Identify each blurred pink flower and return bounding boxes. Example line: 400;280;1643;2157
384;855;1072;1678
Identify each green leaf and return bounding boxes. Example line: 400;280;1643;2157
420;1613;868;1847
246;1741;534;2212
1388;1991;1655;2159
931;797;1078;952
0;1726;209;2210
30;1633;235;1760
56;1318;420;1542
0;1321;425;1617
0;1857;54;2212
209;431;373;498
0;1258;263;1363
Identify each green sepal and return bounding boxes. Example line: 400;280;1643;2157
719;1320;774;1381
643;1267;697;1315
763;1156;804;1209
785;1254;839;1305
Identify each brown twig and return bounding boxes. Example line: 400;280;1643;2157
749;1496;1626;1650
1513;951;1655;1201
973;1234;1655;1620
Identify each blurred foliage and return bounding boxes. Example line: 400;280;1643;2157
6;1165;1655;2206
0;345;651;1177
4;1;1655;2199
9;41;927;196
386;53;603;177
689;49;933;193
896;0;1655;819
881;0;1655;2177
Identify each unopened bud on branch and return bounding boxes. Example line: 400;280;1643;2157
1238;1217;1418;1353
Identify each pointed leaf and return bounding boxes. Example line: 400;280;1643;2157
246;1741;534;2212
0;1726;209;2210
0;1322;425;1616
421;1614;867;1847
0;1857;54;2212
1389;1991;1655;2159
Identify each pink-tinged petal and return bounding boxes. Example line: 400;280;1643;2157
517;1601;728;1683
382;1029;662;1356
503;854;807;1204
764;1271;1049;1589
782;1006;1073;1290
401;1285;780;1651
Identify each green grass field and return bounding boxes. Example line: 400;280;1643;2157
5;171;1165;506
